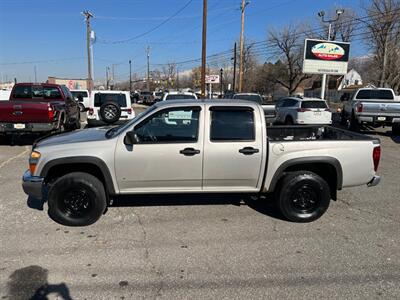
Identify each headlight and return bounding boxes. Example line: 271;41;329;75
29;151;41;175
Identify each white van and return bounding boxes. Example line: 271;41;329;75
87;90;135;126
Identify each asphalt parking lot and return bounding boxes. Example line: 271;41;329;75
0;121;399;299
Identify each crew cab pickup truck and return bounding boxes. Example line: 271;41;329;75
0;83;80;137
22;100;381;226
341;87;400;134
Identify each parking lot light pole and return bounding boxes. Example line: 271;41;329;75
129;60;132;95
220;68;223;96
318;9;344;101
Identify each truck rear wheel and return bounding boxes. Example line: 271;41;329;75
277;171;330;222
392;123;400;136
47;172;106;226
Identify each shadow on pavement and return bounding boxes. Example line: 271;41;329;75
0;134;40;146
5;265;73;300
111;193;287;221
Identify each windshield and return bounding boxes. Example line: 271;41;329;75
233;94;263;104
356;89;394;100
94;93;127;107
166;94;196;100
106;105;157;138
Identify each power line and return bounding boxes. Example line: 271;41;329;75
97;0;195;44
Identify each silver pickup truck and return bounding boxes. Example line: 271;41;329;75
22;100;381;226
341;87;400;134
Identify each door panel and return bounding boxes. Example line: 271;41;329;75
115;106;203;193
202;106;264;192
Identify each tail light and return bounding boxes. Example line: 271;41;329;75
373;146;381;172
47;105;54;120
356;102;363;113
127;108;132;114
88;108;94;115
297;108;311;112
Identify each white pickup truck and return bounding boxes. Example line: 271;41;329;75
341;87;400;134
22;100;381;226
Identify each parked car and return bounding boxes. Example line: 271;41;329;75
232;93;276;124
139;91;154;105
87;90;135;126
153;91;164;102
275;97;332;125
0;83;80;138
70;89;90;112
0;90;11;100
23;99;380;226
341;87;400;134
162;91;197;101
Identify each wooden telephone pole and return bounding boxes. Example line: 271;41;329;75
146;46;151;91
82;11;93;93
201;0;208;98
238;0;249;93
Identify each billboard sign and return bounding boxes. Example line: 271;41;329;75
206;75;220;84
303;39;350;75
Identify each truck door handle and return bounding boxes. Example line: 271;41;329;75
239;147;259;155
179;148;200;156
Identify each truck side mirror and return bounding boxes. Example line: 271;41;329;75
124;131;140;145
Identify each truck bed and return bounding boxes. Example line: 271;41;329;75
267;125;377;142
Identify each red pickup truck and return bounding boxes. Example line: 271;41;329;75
0;83;80;137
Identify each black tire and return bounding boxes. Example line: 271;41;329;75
277;171;330;223
347;112;360;131
47;172;107;226
99;102;121;124
285;116;294;125
392;123;400;136
340;110;347;125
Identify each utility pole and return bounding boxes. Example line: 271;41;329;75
201;0;208;98
82;10;94;93
34;65;37;83
129;60;132;94
232;42;237;92
238;0;249;93
146;46;151;91
106;67;109;90
220;68;223;96
176;67;179;90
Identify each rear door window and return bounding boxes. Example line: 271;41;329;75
43;86;62;99
301;101;327;109
94;93;127;107
12;85;32;99
210;108;255;141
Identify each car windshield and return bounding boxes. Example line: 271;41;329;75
233;94;263;104
71;91;88;98
166;94;196;100
301;101;327;109
106;105;157;138
356;90;394;100
94;93;127;107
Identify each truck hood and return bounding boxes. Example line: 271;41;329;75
36;127;111;147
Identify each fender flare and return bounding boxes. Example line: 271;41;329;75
268;156;343;192
40;156;116;195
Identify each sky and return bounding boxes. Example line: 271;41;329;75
0;0;364;84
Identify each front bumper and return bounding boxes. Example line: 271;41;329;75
367;175;381;187
22;170;44;200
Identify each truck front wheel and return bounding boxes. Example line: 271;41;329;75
47;172;106;226
277;171;330;222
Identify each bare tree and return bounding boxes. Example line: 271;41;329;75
162;63;177;89
268;24;310;95
363;0;400;91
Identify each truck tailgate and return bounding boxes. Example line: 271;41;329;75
359;100;400;116
0;101;52;123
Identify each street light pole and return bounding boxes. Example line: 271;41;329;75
318;9;344;101
201;0;208;98
220;68;223;97
129;60;132;95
